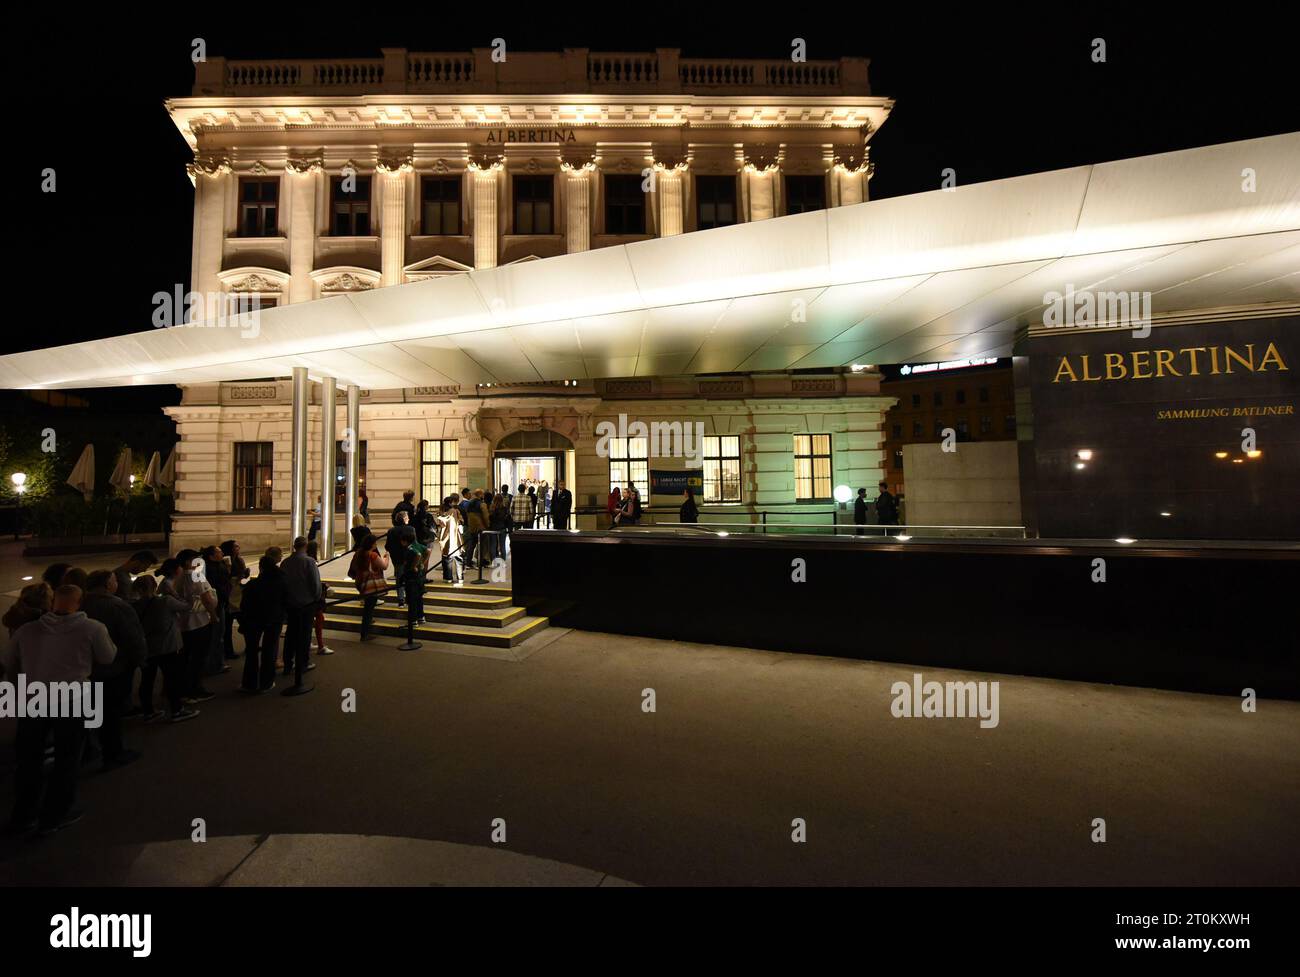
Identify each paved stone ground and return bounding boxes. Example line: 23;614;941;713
1;591;1297;885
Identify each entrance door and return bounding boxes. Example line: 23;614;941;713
494;455;559;493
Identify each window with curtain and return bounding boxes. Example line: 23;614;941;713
702;435;741;502
793;434;832;501
233;442;273;511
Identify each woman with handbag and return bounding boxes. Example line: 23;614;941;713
348;534;389;641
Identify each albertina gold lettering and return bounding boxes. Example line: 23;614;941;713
1105;352;1127;380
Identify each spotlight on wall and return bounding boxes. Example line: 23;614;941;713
1115;537;1136;544
1076;449;1093;461
1074;462;1086;470
1214;451;1229;459
716;531;729;538
1246;450;1263;459
1160;511;1172;517
1232;458;1244;464
895;534;912;542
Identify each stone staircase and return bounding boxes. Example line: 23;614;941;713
319;577;549;648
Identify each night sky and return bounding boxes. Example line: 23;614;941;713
15;12;1298;408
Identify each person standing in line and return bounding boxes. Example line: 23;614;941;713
220;540;249;660
359;487;370;524
392;490;417;526
350;514;370;549
488;492;510;560
464;489;490;568
82;570;147;770
202;545;233;675
239;553;287;692
348;535;389;641
307;495;323;542
680;488;699;524
174;549;218;703
606;486;622;528
875;480;900;535
386;510;416;605
280;537;321;692
436;497;464;583
526;485;539;529
551;480;573;531
3;585;116;835
3;583;52;641
854;487;870;537
304;540;336;657
111;550;157;610
538;481;551;528
133;570;197;722
511;483;533;536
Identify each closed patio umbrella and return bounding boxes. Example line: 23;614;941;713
66;444;95;503
159;446;177;490
109;447;133;499
143;450;162;502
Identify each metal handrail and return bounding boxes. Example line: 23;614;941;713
649;521;1027;537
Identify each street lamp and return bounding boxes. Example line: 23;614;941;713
11;472;26;541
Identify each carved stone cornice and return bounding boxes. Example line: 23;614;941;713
286;151;325;174
187;154;232;180
377;152;414;173
318;272;375;292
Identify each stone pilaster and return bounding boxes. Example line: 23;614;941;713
563;165;593;253
189;163;229;318
471;164;501;269
379;166;408;287
744;166;778;221
655;166;685;237
286;168;318;304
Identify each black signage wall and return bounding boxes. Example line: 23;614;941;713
1027;314;1299;540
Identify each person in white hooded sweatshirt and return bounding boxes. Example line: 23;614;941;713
2;584;116;835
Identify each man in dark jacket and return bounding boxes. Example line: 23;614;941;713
280;537;321;694
853;488;869;536
551;480;573;531
875;481;900;533
239;554;287;693
385;511;417;606
82;570;147;769
391;490;417;527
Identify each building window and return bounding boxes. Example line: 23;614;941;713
956;419;969;438
604;174;646;234
979;386;990;403
421;176;461;235
238;178;279;237
232;442;273;512
333;440;367;513
891;423;902;438
911;393;921;408
956;389;966;405
420;440;459;505
1004;414;1018;435
893;448;904;470
793;434;832;501
912;420;923;437
934;419;946;438
980;415;993;435
933;391;943;407
696;175;737;229
513;175;554;234
226;293;278;317
608;435;649;501
331;175;371;236
785;174;826;214
702;435;741;503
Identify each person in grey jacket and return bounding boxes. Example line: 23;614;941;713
3;585;116;835
132;567;199;723
280;536;322;693
83;570;147;769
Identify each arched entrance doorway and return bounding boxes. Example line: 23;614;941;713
492;430;575;506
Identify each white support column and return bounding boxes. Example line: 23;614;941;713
319;376;337;558
344;384;360;539
379;165;408;287
471;164;500;269
290;367;309;542
656;167;685;237
563;165;593;253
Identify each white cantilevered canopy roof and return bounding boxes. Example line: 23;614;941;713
3;132;1297;391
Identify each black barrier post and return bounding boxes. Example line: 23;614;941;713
470;531;493;585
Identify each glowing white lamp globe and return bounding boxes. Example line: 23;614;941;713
833;484;853;504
